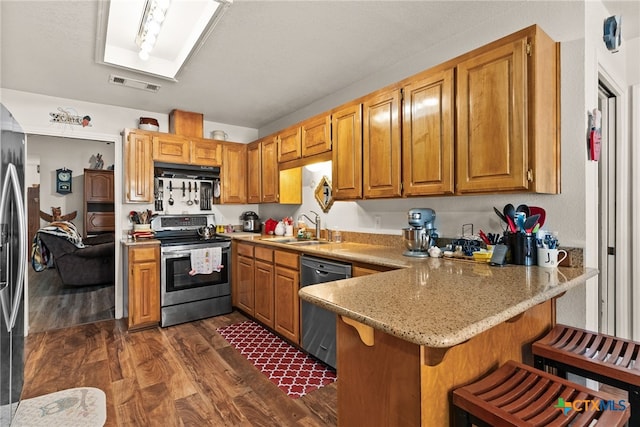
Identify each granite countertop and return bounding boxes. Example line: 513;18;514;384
229;234;598;348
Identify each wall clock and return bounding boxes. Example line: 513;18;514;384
56;168;72;194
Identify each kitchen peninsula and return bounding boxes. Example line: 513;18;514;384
275;240;598;427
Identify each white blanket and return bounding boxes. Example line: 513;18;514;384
189;247;222;275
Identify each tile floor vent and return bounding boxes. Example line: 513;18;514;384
108;74;161;93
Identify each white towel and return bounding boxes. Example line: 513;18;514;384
189;247;222;275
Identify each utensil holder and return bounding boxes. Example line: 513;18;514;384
508;232;537;266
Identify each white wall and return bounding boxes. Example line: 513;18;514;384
28;135;115;237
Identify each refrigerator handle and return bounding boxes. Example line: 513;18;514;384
0;163;27;332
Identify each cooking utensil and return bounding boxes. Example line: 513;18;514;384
187;182;193;206
478;230;491;245
168;181;174;206
529;206;546;227
493;206;507;223
515;212;526;232
523;213;541;233
503;204;516;233
193;182;199;205
516;204;530;217
182;182;186;202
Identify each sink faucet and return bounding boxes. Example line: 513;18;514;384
300;210;321;239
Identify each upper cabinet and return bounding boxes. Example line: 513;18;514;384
455;25;559;194
402;67;455;196
363;88;402;198
153;133;222;166
125;130;154;203
261;137;279;202
277;126;302;163
301;113;332;157
221;142;247;204
247;140;262;204
332;102;363;200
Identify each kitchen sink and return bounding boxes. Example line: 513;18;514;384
286;240;331;246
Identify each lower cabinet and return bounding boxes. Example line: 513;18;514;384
232;242;300;344
127;243;160;330
274;250;300;344
254;247;275;328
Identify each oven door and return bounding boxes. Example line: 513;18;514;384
161;244;230;307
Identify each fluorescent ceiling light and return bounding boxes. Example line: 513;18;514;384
96;0;232;81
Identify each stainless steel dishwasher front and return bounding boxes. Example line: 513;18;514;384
300;255;352;370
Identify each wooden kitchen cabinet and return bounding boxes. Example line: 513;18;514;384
153;133;191;164
456;25;559;194
83;168;114;237
125;130;154;203
402;67;455;196
247;140;262;203
363;88;402;198
302;113;332;157
261;137;279;202
277;126;302;163
221;142;247;204
127;243;160;330
274;250;300;344
191;138;222;166
254;246;275;328
332;102;363;200
235;242;255;316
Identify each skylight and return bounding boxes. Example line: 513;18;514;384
96;0;232;81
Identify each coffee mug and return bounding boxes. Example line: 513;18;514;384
537;248;567;268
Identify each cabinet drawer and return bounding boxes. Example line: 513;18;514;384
255;246;273;262
86;212;114;232
130;245;158;262
237;243;255;257
275;250;298;269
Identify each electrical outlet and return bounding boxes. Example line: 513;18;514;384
374;216;381;229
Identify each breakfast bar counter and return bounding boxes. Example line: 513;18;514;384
296;249;597;426
231;235;597;426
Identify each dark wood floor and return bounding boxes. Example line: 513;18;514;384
28;265;115;333
22;311;338;426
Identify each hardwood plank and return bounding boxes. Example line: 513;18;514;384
23;311;337;426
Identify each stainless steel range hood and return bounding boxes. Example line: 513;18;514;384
154;162;220;180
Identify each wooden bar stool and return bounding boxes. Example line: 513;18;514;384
452;360;630;426
533;323;639;426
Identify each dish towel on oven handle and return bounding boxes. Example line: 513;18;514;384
189;247;223;276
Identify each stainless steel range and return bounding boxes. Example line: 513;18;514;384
151;214;232;327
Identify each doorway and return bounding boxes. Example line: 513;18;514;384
26;134;116;333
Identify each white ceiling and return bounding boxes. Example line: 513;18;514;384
1;1;638;131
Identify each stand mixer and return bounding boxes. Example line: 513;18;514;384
402;208;439;257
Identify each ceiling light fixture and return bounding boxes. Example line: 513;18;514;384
96;0;232;81
136;0;171;61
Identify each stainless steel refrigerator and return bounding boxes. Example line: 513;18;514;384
0;103;27;425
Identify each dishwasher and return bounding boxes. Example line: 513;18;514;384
300;255;352;369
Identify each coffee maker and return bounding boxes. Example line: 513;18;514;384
402;208;438;257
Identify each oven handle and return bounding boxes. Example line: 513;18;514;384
162;247;230;258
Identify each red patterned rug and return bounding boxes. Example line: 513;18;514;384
217;320;337;399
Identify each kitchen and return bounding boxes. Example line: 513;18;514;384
1;0;639;425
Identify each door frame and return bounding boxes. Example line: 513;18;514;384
597;69;631;338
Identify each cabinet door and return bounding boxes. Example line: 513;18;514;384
153;134;191;164
221;143;247;204
363;89;402;198
456;38;528;193
302;114;331;157
85;170;114;202
332;103;362;200
402;69;455;196
125;131;154;203
278;126;302;163
247;141;262;203
128;245;160;329
236;254;255;316
254;259;275;328
191;138;222;166
86;212;115;233
274;265;300;344
261;137;279;203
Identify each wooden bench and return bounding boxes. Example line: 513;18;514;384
452;360;630;426
532;323;639;426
